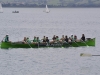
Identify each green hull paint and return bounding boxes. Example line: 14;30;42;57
0;38;95;49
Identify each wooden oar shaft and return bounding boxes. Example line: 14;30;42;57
92;55;100;56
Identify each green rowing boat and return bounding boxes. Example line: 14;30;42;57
0;38;95;49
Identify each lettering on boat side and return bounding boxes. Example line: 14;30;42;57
49;43;63;47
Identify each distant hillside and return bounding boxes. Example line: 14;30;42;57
0;0;100;7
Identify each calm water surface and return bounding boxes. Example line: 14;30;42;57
0;8;100;75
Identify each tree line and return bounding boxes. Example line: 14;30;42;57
2;3;100;7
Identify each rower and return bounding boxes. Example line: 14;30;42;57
26;37;31;44
52;35;56;41
60;35;65;42
73;35;77;42
42;36;46;42
33;36;37;43
70;34;74;41
68;37;72;43
22;37;27;44
37;37;40;43
81;34;85;41
65;35;68;42
50;35;56;43
3;34;9;42
46;37;49;45
56;36;61;42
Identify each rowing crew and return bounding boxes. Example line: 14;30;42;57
2;34;85;44
20;34;85;44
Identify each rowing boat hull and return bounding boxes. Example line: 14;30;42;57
0;38;95;49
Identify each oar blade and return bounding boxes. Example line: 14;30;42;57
80;53;92;57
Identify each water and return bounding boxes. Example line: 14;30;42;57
0;8;100;75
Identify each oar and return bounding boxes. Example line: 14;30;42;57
26;41;32;48
80;53;100;57
38;42;39;48
1;36;5;42
66;42;73;47
0;42;1;48
73;41;80;47
81;39;89;47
